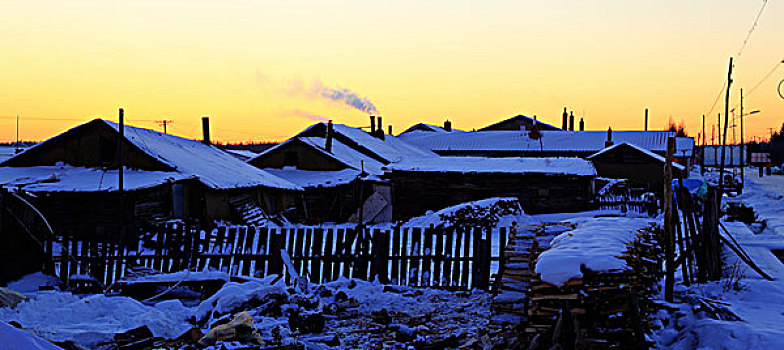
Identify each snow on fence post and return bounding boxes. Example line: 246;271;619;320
409;227;422;286
433;225;444;287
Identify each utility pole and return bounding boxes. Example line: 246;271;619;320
701;115;705;175
719;57;733;193
15;115;20;153
740;88;744;189
118;108;125;240
155;120;174;134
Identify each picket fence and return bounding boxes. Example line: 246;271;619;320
51;223;511;291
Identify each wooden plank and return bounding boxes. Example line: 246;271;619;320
60;235;70;282
452;227;463;288
293;228;306;279
335;228;347;279
409;227;422;286
225;226;238;275
254;227;269;277
400;227;409;286
353;228;370;280
390;227;401;284
461;227;471;289
433;227;444;286
372;229;389;284
422;225;434;286
268;229;283;276
311;228;324;284
443;227;454;287
322;228;334;283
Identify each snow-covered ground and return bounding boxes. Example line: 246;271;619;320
652;172;784;349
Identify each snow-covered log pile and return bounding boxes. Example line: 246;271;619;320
524;217;663;349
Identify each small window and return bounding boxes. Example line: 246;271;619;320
99;137;117;165
283;151;299;167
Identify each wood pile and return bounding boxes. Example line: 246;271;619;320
523;224;663;349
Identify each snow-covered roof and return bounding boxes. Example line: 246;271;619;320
402;197;535;228
224;149;259;161
5;120;300;190
100;121;300;190
0;165;190;192
587;142;686;171
400;123;462;135
328;124;437;163
298;137;386;175
478;114;561;131
399;130;694;156
385;157;597;176
263;168;367;188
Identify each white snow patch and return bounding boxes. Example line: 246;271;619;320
535;217;653;286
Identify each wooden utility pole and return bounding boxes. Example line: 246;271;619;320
719;57;733;193
664;137;675;302
701;115;706;175
118;108;125;239
740;88;745;190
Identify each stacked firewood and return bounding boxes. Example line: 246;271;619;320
523;224;663;349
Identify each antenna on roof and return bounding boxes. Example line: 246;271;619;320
155;120;174;134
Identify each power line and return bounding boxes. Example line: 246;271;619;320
735;0;768;61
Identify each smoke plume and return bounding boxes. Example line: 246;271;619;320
312;81;379;115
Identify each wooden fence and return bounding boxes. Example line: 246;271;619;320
596;194;655;214
51;223;511;291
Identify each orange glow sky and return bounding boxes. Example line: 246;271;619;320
1;0;783;143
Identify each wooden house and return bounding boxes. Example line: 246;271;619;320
478;114;562;131
399;128;695;167
0;119;301;237
383;157;597;219
587;142;685;194
248;120;438;223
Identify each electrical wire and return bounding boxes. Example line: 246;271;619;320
735;0;768;61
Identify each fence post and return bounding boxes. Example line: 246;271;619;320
663;137;675;302
373;229;389;284
268;229;283;277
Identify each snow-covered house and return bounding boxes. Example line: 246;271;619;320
587;142;685;194
0;119;301;236
383;157;597;219
248;121;438;223
478;114;563;131
398;129;694;164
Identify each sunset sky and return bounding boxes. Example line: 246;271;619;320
1;0;783;143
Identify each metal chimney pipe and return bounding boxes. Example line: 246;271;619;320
444;120;452;132
370;115;376;135
605;127;614;148
202;116;211;145
388;125;393;136
579;118;584;131
569;111;575;131
645;108;648;131
326;120;334;152
562;107;568;130
377;116;384;140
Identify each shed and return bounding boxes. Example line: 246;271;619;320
587;142;685;194
0;119;301;236
383;157;597;219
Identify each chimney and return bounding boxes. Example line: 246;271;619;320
644;108;649;131
605;127;614;148
562;107;568;130
325;120;334;152
388;125;393;136
444;120;452;132
370;115;376;136
569;111;575;131
201;116;211;145
579;118;584;131
377;116;385;140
